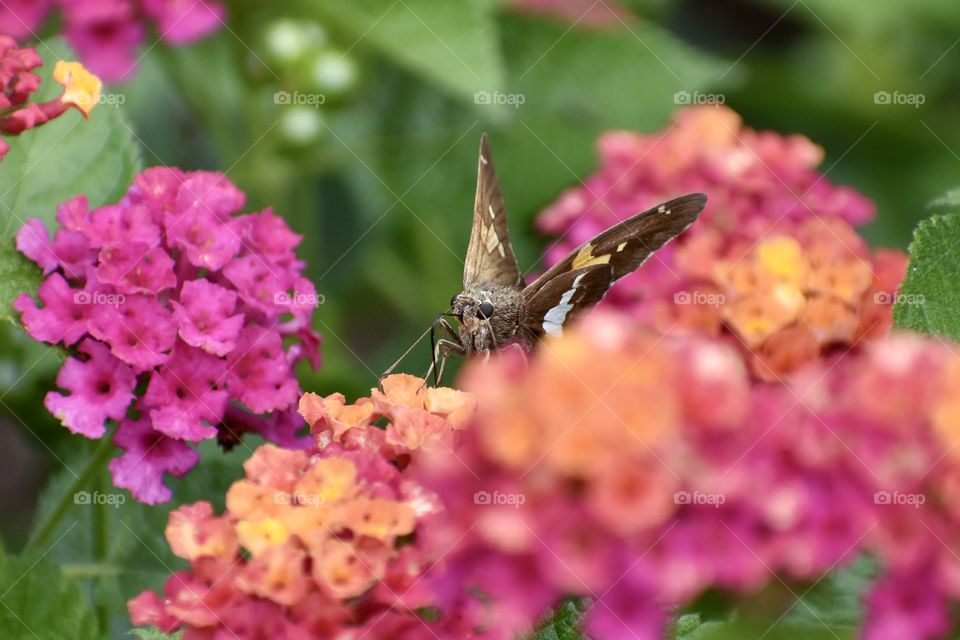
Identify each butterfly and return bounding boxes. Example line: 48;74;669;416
385;134;706;385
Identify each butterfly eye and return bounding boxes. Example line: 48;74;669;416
478;301;494;319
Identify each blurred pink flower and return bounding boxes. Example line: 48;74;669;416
418;312;960;640
15;168;321;503
0;0;225;82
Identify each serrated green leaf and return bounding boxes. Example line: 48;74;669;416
893;214;960;339
302;0;504;102
0;38;141;324
0;555;99;640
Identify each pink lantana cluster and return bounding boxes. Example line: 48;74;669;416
0;0;225;82
129;375;483;639
14;168;321;504
420;313;960;640
536;106;905;377
0;36;101;160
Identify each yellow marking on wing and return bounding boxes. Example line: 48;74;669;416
482;223;500;254
616;242;627;252
571;243;611;269
488;204;496;219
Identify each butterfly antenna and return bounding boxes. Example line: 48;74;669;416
380;320;436;382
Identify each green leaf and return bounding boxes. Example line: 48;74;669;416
533;600;586;640
33;441;248;638
893;213;960;339
302;0;504;102
0;38;141;324
0;554;99;640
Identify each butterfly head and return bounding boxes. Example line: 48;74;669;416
450;292;495;330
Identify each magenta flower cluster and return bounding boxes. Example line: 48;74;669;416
15;168;321;504
0;0;225;82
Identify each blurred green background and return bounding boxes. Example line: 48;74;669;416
1;0;959;635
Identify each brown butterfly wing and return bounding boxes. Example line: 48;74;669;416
462;133;522;288
522;193;706;336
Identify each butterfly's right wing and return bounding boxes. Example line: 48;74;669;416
522;193;706;337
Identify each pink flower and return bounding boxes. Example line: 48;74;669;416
87;295;177;371
535;106;905;378
109;417;200;504
96;242;176;294
143;343;228;441
417;313;960;640
2;1;226;82
44;339;136;438
13;273;91;346
170;278;243;356
225;326;300;414
15;169;321;502
0;1;51;40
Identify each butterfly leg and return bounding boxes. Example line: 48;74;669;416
426;318;464;387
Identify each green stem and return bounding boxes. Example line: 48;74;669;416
24;433;115;553
93;465;110;636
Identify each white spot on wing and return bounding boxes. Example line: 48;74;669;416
542;272;587;337
617;241;627;252
658;205;666;213
488;204;496;219
482;223;500;253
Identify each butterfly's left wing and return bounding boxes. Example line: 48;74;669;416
462;133;522;288
522;192;706;337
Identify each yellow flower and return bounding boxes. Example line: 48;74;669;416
53;61;101;117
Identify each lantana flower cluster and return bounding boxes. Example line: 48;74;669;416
0;0;225;82
15;168;321;503
129;375;481;639
537;105;906;377
0;36;101;160
421;313;960;640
